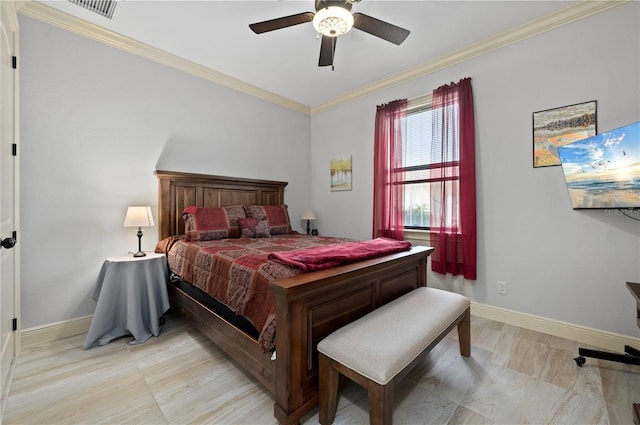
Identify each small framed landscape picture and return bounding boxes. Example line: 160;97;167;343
330;156;352;191
532;100;597;168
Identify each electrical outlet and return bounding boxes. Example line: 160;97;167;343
497;281;508;295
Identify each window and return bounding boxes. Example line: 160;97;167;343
400;96;460;230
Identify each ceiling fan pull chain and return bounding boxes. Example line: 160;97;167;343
332;37;336;71
333;36;335;48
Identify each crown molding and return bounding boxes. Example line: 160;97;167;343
3;1;24;29
311;0;629;114
17;0;311;116
17;0;627;116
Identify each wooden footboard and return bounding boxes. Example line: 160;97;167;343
270;245;431;425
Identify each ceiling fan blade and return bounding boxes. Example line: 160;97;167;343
352;13;410;45
318;35;336;67
249;12;315;34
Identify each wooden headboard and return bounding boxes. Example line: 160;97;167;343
155;170;287;240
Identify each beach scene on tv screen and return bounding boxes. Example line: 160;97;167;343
558;122;640;209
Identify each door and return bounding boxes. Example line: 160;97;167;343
0;1;18;414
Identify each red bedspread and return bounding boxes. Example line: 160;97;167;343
166;234;350;352
167;234;412;352
268;237;412;271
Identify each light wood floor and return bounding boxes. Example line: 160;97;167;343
3;311;639;424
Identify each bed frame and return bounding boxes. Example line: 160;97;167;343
155;170;433;425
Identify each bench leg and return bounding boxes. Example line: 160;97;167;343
368;381;393;425
319;353;339;425
457;307;471;357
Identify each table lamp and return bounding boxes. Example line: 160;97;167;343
300;208;316;235
124;206;155;257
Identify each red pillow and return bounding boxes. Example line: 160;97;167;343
182;205;246;241
239;217;271;238
245;205;292;235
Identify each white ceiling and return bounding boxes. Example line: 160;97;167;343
36;0;577;109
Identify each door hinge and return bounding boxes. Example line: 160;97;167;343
12;318;17;332
12;56;16;69
12;143;17;156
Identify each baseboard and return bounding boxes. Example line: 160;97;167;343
20;315;92;348
20;304;639;352
471;302;639;352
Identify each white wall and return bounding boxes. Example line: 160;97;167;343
19;16;311;329
310;3;640;337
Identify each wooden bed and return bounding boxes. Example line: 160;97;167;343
155;170;434;425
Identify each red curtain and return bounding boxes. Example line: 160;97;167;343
430;78;476;279
372;99;407;241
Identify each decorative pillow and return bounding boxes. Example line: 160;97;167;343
239;217;271;238
182;205;246;241
246;204;292;235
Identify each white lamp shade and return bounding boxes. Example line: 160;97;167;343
312;6;354;37
124;206;155;227
300;208;316;220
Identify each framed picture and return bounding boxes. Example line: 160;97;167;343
532;100;597;167
330;156;352;191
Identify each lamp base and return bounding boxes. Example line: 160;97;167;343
133;227;146;257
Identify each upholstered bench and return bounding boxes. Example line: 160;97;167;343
317;287;471;425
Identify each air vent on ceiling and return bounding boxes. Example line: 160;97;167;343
67;0;117;19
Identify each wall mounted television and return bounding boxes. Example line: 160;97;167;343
558;121;640;209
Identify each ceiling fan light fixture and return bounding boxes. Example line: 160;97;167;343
313;6;354;37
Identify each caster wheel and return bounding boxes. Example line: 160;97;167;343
574;356;586;367
159;316;165;326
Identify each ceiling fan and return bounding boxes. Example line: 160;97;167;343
249;0;410;70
